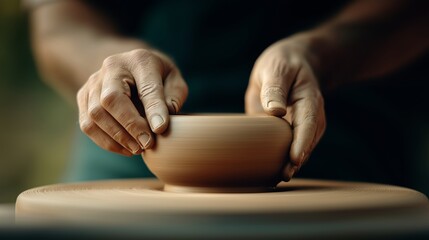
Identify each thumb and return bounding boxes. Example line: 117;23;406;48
261;85;287;117
260;75;291;117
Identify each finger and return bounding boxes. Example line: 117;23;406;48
259;61;299;117
88;76;143;154
100;69;155;150
81;119;133;157
313;104;326;150
283;77;324;180
163;69;188;114
290;93;323;165
77;83;132;156
245;83;264;114
282;95;318;180
129;50;170;134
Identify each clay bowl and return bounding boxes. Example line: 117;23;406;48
142;114;292;193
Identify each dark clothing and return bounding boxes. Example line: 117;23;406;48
86;0;347;112
66;0;429;196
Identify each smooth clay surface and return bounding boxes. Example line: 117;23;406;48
142;114;292;192
15;178;429;225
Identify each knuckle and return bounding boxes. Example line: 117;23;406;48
302;99;318;122
129;49;151;59
80;119;96;134
102;55;120;69
123;119;142;134
304;114;318;125
100;90;121;108
260;52;303;78
88;72;99;82
129;49;155;65
293;98;321;129
139;82;162;99
129;49;163;72
88;105;105;122
76;88;85;101
144;99;164;114
302;115;318;132
288;54;303;69
111;129;130;144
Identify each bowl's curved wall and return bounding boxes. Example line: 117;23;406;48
142;115;292;192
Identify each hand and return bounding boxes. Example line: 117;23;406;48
245;36;326;181
77;49;188;156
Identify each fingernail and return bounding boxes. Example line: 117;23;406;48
284;163;300;181
138;132;151;149
151;115;164;130
267;101;286;116
171;100;179;114
127;141;141;154
268;100;283;109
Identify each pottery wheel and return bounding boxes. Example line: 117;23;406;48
16;178;429;225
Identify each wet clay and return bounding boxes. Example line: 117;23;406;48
142;114;292;192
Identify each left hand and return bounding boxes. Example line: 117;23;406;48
245;36;326;181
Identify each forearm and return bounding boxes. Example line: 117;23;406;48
30;0;149;101
301;0;429;89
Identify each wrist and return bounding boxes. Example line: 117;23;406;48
278;31;333;90
291;28;347;91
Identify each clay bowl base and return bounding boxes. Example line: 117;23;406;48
163;184;276;193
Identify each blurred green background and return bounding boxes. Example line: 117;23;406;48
0;1;75;203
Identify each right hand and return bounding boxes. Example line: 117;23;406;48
245;36;326;181
77;49;188;156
